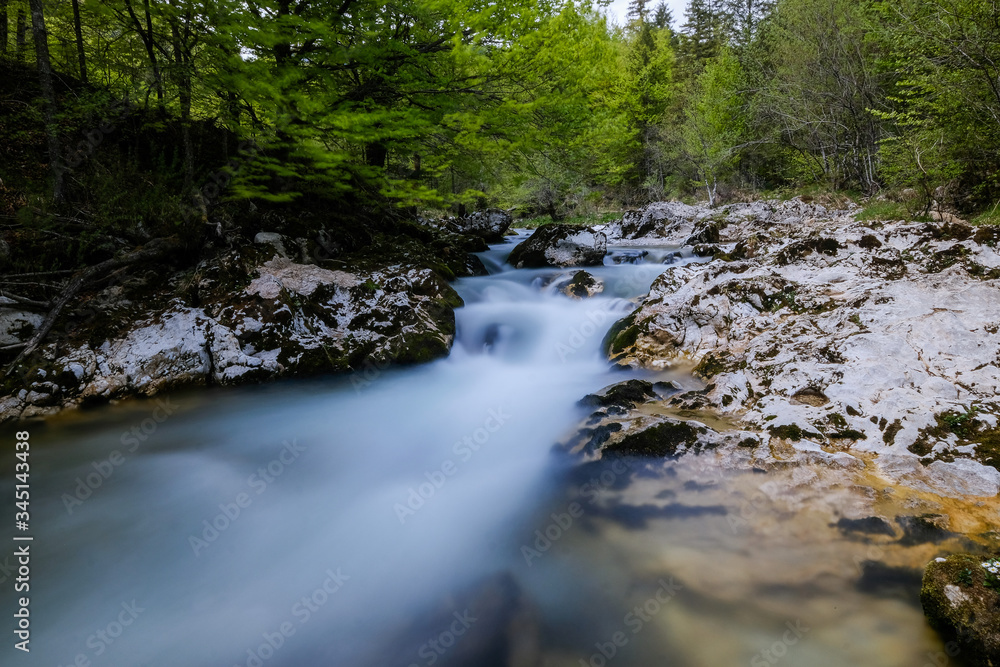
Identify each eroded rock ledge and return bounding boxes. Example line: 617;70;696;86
1;233;465;422
595;199;1000;499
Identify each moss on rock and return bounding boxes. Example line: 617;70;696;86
602;420;701;458
603;313;641;358
921;554;1000;666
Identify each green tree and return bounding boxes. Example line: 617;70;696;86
617;21;676;198
678;47;746;204
678;0;727;68
874;0;1000;209
652;1;673;29
723;0;773;47
759;0;885;191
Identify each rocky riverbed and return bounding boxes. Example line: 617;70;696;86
8;198;1000;506
594;199;1000;501
0;213;505;421
4;198;999;664
569;198;1000;665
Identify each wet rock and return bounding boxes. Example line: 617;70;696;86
602;419;704;458
253;231;293;258
564;380;761;462
507;225;607;268
554;270;604;299
921;554;1000;666
578;380;657;410
604;199;1000;495
2;255;463;420
611;250;648;264
465;254;489;277
446;209;514;243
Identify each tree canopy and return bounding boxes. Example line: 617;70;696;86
2;0;1000;229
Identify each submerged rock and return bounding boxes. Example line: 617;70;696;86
507;224;607;268
921;554;1000;666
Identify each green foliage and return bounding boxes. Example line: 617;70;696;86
11;0;1000;238
677;47;747;204
972;206;1000;227
855;201;912;223
872;0;1000;211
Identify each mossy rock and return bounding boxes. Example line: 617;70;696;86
602;420;702;458
602;312;641;358
578;380;656;410
921;554;1000;666
775;236;843;265
694;353;728;379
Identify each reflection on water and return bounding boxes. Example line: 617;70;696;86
0;232;984;667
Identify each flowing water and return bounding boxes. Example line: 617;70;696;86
0;233;977;667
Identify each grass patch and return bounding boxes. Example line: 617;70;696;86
971;206;1000;227
854;201;921;223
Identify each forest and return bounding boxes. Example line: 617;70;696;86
4;3;1000;664
2;0;1000;266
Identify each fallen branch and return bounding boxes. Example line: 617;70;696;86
5;236;182;375
0;291;51;309
0;269;75;279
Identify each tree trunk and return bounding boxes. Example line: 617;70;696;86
142;0;164;105
123;0;164;106
71;0;86;82
27;0;63;202
0;0;8;55
170;20;194;192
15;9;26;60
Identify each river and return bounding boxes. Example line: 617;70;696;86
1;232;958;666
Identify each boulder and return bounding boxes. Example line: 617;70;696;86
0;306;43;346
562;379;762;462
921;554;1000;666
553;270;604;299
507;224;607;268
602;201;703;243
253;231;293;259
446;209;513;243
